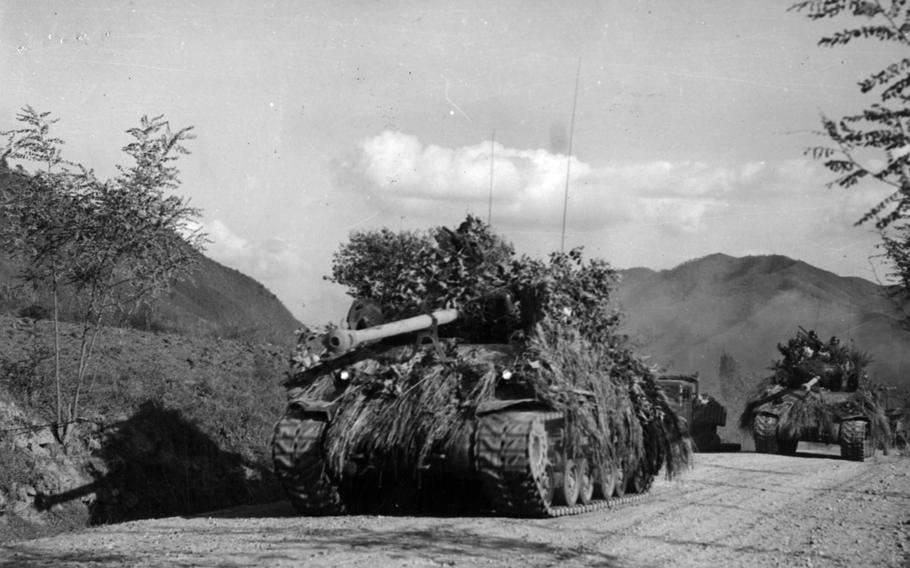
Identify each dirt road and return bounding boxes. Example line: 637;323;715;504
2;450;908;568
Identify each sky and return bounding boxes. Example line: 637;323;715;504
1;1;904;324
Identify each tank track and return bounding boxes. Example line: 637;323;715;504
475;410;652;518
271;406;346;515
753;413;779;454
839;419;873;462
273;405;654;517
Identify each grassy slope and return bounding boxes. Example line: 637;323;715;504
0;162;304;538
145;254;302;344
0;314;289;540
0;251;302;346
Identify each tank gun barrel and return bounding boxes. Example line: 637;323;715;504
801;376;820;390
325;309;459;354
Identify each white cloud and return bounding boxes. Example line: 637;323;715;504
206;219;251;259
354;130;590;219
352;131;773;234
202;219;321;319
343;131;889;286
352;133;895;246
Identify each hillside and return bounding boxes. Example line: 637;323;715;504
612;253;910;396
0;161;301;346
0;314;288;540
0;252;301;346
147;254;302;344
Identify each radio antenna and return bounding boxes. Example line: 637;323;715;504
560;59;581;253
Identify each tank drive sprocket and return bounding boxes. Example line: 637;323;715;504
272;406;345;515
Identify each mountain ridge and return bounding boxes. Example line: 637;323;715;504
612;252;910;396
0;251;302;345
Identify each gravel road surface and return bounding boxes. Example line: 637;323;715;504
2;450;909;567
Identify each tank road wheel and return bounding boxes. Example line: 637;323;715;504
555;459;581;506
271;408;345;515
840;420;872;462
594;461;617;499
753;414;779;454
537;464;556;507
527;419;555;507
577;459;595;505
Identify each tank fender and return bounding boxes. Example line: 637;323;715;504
754;402;786;420
476;399;549;416
837;411;868;423
752;386;798;418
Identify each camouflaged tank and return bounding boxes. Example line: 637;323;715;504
740;328;889;461
271;299;689;517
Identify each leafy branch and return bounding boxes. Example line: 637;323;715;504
0;107;206;443
791;0;910;230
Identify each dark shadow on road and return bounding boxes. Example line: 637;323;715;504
34;399;282;525
0;549;131;568
193;499;299;519
0;522;636;568
296;524;631;568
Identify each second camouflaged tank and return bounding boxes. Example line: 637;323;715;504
740;328;890;461
272;298;690;517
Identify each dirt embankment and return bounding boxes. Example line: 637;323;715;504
0;315;288;539
2;451;908;568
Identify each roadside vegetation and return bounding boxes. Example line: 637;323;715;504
0;109;286;540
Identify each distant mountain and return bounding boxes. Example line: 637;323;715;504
612;253;910;394
0;251;301;345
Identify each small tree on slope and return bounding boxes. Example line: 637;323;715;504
0;107;206;442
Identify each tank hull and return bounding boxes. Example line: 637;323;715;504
271;341;668;517
271;401;654;517
748;386;875;461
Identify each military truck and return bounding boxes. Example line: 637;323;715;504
657;375;740;452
